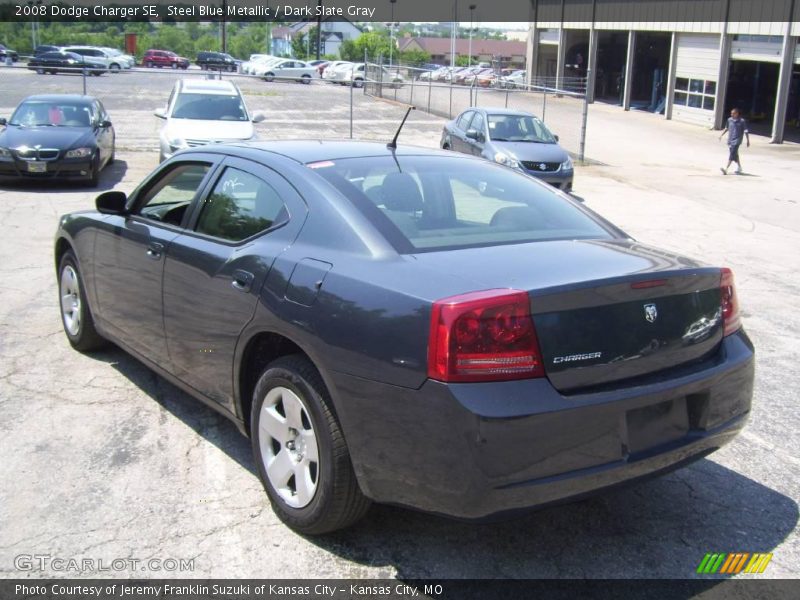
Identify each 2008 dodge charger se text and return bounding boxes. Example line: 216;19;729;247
54;141;754;534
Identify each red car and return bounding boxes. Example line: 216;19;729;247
142;49;189;70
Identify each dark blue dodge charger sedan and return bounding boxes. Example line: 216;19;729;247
55;141;754;534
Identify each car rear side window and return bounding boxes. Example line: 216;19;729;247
312;155;612;253
195;167;287;242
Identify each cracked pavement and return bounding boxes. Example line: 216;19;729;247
0;67;798;580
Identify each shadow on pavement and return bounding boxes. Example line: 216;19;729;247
91;346;797;579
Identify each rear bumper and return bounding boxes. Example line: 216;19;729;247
330;330;754;519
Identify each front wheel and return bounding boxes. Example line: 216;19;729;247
87;154;100;188
251;355;371;534
58;251;107;352
171;62;178;70
144;61;153;68
301;74;311;84
353;77;364;88
264;72;275;82
35;67;44;74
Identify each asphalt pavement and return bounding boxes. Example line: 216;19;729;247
0;65;798;580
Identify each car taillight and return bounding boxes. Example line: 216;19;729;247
720;267;741;336
428;289;545;382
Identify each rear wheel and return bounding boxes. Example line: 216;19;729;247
35;67;44;74
264;72;275;82
171;62;178;70
144;61;153;68
301;74;311;84
251;355;371;534
58;251;107;352
110;63;120;71
353;77;364;88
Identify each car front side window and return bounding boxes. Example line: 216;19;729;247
135;162;212;226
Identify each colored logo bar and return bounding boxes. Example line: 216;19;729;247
696;553;773;574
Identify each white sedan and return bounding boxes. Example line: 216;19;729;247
260;59;319;83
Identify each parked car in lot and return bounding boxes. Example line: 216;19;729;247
27;51;107;76
54;140;753;535
154;78;264;162
242;54;274;74
332;63;404;88
34;44;61;56
142;49;189;69
500;69;527;89
259;59;318;83
0;43;18;62
321;60;353;82
101;47;135;69
442;108;574;192
196;51;238;72
0;94;114;186
62;46;116;71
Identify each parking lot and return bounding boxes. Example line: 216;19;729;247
1;66;799;580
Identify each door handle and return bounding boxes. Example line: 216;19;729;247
146;242;164;260
232;269;255;292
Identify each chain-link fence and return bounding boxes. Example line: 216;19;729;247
364;63;591;163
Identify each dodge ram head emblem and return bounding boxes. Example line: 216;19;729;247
644;303;658;323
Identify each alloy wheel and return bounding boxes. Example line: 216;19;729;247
258;386;319;508
60;265;81;336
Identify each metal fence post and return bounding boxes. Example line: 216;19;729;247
542;86;547;123
505;87;509;108
350;72;354;139
82;68;87;95
449;78;453;119
427;74;432;113
578;73;589;163
410;68;415;106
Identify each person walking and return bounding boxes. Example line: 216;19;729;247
719;108;750;175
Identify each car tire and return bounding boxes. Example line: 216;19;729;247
58;251;107;352
251;355;371;535
87;154;100;188
264;72;275;82
110;63;120;71
354;78;364;88
108;137;116;165
35;67;44;74
145;61;153;68
301;74;311;84
171;63;178;70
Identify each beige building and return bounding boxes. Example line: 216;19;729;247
526;2;800;142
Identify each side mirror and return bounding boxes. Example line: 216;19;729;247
154;108;167;119
465;129;483;142
553;134;559;142
251;111;266;123
96;190;128;215
101;120;112;128
0;118;6;126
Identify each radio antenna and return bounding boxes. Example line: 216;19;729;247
387;106;415;150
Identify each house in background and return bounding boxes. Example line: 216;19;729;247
290;19;362;57
270;26;293;56
398;37;527;68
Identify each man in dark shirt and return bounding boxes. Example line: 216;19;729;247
719;108;750;175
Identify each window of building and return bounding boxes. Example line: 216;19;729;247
674;77;716;111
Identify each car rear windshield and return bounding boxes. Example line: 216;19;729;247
171;93;247;121
311;155;612;253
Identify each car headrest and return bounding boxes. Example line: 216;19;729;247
381;172;424;213
490;205;543;229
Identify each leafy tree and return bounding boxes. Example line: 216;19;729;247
398;48;430;67
291;26;319;60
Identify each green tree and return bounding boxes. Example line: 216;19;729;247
291;26;319;60
398;48;431;67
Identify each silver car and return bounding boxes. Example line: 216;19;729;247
441;107;574;192
261;59;318;84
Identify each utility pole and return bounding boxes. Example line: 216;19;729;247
468;4;476;67
315;0;322;60
221;0;227;53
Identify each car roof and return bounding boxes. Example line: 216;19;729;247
19;94;96;105
216;140;459;165
178;79;238;94
467;107;536;118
